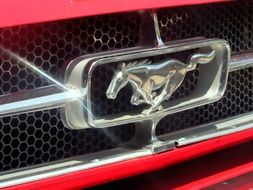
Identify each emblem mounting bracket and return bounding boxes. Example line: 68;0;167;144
126;119;175;153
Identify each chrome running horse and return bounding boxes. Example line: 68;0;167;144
106;51;215;114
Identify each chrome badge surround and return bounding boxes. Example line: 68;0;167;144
62;39;230;131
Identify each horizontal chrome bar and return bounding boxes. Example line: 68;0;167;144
0;85;81;116
0;51;252;187
0;45;68;91
159;112;253;146
0;50;251;117
1;111;253;188
229;52;253;71
0;148;151;188
176;120;252;146
0;45;83;117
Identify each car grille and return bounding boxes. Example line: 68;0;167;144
0;13;139;172
157;0;253;53
157;67;253;135
0;0;252;173
156;0;253;134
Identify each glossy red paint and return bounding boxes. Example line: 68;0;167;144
0;0;229;28
0;1;246;189
95;140;253;190
185;162;253;190
5;128;253;190
164;141;253;190
205;170;253;190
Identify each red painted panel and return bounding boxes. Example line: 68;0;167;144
0;0;229;28
205;171;253;190
94;141;253;190
5;128;253;190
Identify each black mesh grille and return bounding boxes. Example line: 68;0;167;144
157;67;253;134
155;0;253;134
157;0;253;53
0;0;253;173
0;13;140;95
0;13;140;172
0;109;134;171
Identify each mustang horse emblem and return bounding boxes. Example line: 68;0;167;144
106;51;215;114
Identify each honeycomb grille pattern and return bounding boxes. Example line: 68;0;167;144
0;109;134;171
0;0;253;173
157;0;253;53
0;13;140;95
157;67;253;134
0;13;140;172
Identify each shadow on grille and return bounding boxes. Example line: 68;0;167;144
157;0;253;53
0;109;134;171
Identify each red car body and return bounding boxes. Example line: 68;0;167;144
1;0;253;189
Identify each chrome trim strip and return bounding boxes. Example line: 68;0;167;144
151;10;164;46
229;52;253;71
1;112;253;188
172;112;253;146
0;52;251;188
177;121;252;146
0;51;250;118
0;8;251;188
0;148;151;188
0;45;82;117
0;45;68;90
0;85;81;116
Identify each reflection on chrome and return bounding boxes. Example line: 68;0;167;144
0;45;68;90
0;46;90;116
106;51;215;114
